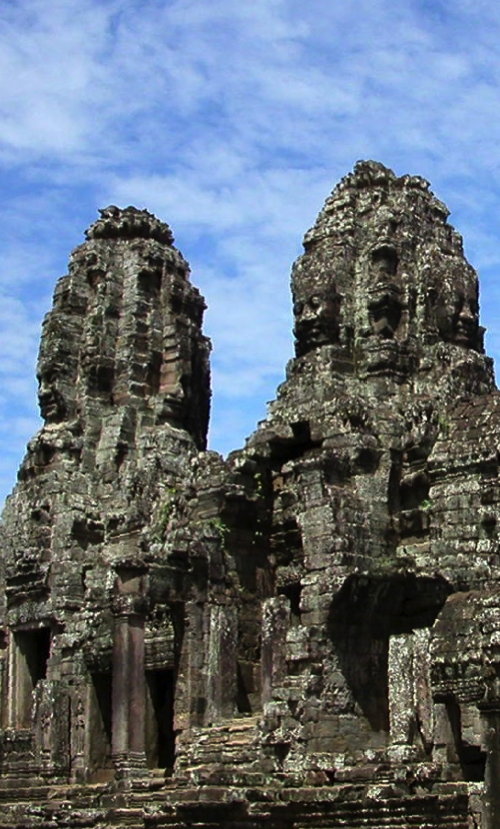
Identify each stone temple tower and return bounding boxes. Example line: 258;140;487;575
231;162;500;827
37;204;210;447
0;206;211;782
3;164;500;828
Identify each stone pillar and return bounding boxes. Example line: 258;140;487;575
261;597;289;709
478;699;500;829
69;680;87;783
174;601;202;731
111;613;130;764
205;604;237;725
33;680;70;779
388;628;433;761
388;633;414;751
128;616;146;757
111;567;148;782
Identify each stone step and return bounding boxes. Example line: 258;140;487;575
0;778;472;829
0;807;107;829
0;786;51;802
107;806;149;826
182;716;260;738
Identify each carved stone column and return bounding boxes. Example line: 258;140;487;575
261;597;289;710
111;567;148;782
205;604;237;724
33;680;70;779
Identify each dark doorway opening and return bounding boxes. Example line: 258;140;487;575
13;627;51;727
328;575;451;733
88;672;113;782
15;628;50;683
236;662;252;714
446;699;486;782
145;669;175;769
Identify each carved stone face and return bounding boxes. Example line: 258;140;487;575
368;286;403;338
37;367;68;423
436;276;479;348
293;288;341;356
367;246;402;338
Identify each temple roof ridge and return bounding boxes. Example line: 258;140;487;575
85;204;174;245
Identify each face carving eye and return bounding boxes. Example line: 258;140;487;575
293;301;304;316
309;295;322;310
38;369;57;386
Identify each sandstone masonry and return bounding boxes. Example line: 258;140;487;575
1;162;499;827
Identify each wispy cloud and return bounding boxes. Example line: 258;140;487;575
3;0;500;502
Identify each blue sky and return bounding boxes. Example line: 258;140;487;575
2;0;500;505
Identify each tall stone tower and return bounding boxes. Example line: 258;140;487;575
240;161;498;775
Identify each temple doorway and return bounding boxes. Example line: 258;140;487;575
10;627;51;728
87;672;113;782
145;669;175;769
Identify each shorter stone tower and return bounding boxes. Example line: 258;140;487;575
0;207;211;782
37;204;210;446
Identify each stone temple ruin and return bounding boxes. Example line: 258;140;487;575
1;161;500;827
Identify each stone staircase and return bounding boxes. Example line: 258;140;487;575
0;737;479;829
0;778;476;828
0;782;109;827
144;783;474;829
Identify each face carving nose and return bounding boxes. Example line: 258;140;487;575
458;303;475;320
301;303;318;320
